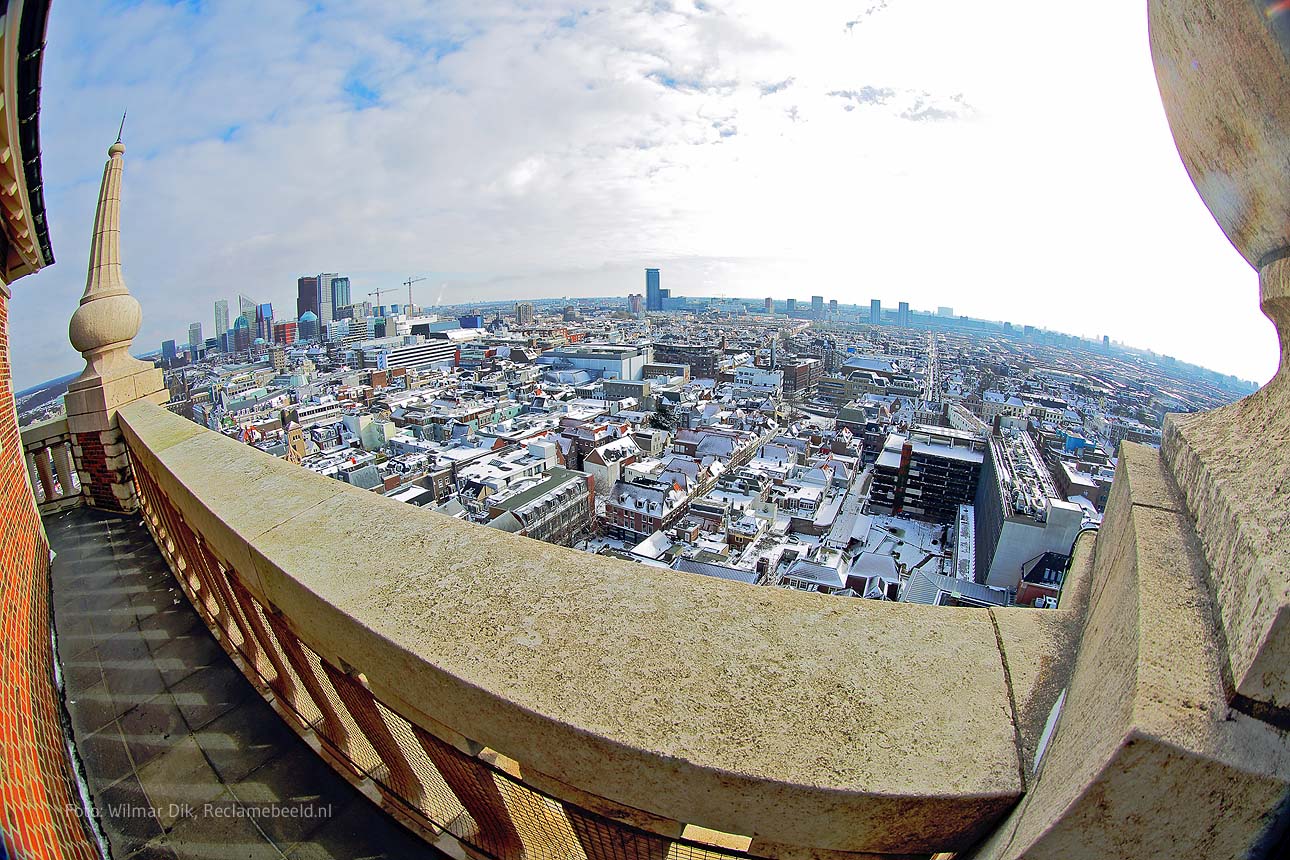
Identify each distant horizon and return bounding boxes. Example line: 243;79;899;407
17;291;1259;396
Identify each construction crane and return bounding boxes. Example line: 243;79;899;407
368;287;394;308
404;275;427;311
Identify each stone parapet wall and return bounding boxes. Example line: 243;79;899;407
118;399;1087;858
966;444;1290;860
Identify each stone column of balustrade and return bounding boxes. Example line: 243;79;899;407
50;442;75;500
31;446;53;502
23;448;41;501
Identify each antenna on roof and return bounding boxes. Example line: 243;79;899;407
116;110;127;144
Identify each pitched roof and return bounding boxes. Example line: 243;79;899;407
671;558;760;585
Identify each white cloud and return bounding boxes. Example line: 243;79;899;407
8;0;1277;389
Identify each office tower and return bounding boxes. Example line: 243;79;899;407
515;302;535;326
256;302;274;343
214;299;229;341
829;299;838;316
332;276;351;312
811;295;824;319
161;339;177;364
870;299;881;324
645;268;668;311
317;273;337;324
188;322;202;354
233;315;251;352
297;276;319;321
298;311;319;341
628;294;643;315
898;301;911;327
239;294;256;328
765;297;774;313
938;306;954;317
786;298;797;314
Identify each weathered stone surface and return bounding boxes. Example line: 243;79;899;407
989;604;1081;784
120;401;1029;855
1150;0;1290;267
1160;257;1290;712
19;416;68;448
968;444;1290;860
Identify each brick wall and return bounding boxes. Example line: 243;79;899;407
0;287;99;858
74;432;116;510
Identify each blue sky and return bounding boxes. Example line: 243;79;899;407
7;0;1276;389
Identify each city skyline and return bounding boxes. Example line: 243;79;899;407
15;277;1261;392
5;0;1279;391
5;257;1264;391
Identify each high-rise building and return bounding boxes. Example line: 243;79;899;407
870;299;881;324
937;306;954;317
515;302;535;326
233;316;252;353
214;299;229;341
645;268;669;311
161;339;177;364
898;301;911;327
239;294;257;328
331;276;351;312
829;299;838;316
298;311;319;342
811;295;824;319
187;322;202;354
628;294;644;315
317;273;337;324
256;302;274;343
786;298;797;315
297;276;319;321
765;297;774;313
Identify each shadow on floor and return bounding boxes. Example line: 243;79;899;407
48;505;446;860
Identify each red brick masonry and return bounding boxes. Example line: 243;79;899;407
0;288;99;859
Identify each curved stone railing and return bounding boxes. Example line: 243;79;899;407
118;399;1098;859
20;417;82;512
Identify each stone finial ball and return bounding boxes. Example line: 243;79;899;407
69;292;142;355
1150;0;1290;269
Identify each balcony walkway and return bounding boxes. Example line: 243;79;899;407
47;505;444;860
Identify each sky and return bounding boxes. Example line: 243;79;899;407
8;0;1279;390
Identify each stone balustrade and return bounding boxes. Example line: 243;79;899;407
117;395;1290;859
20;416;81;512
118;399;1104;859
